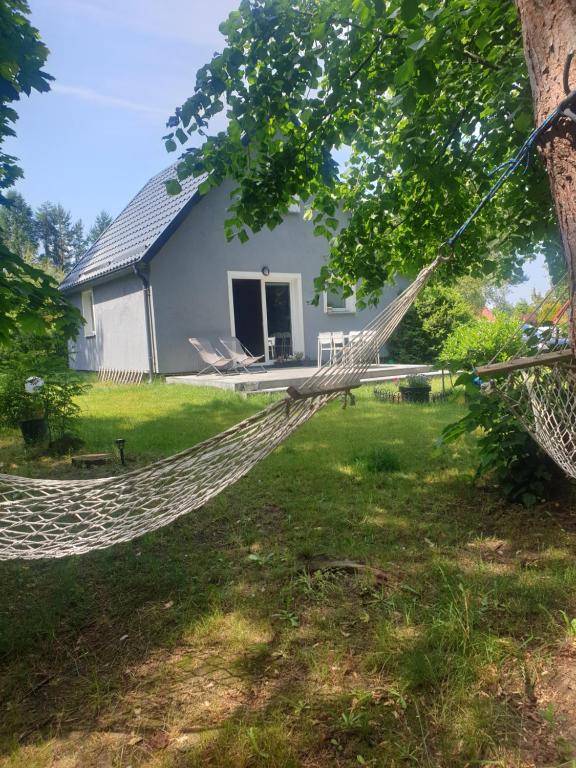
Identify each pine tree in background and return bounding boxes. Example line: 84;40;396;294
35;202;86;270
87;210;113;245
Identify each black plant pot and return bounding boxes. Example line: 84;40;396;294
20;417;49;443
399;385;431;404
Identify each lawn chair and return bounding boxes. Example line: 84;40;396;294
218;336;267;373
189;337;234;375
317;332;333;367
331;331;345;363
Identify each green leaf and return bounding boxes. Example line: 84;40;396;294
400;0;419;23
164;138;177;153
408;37;427;52
514;110;533;133
394;56;415;86
476;30;491;51
199;179;212;195
165;179;182;195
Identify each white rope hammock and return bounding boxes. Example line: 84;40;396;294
503;359;576;479
479;352;576;480
0;255;444;560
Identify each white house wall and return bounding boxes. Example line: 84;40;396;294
67;273;149;372
150;182;401;374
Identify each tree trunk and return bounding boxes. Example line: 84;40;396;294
516;0;576;335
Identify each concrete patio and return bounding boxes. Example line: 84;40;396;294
165;363;432;394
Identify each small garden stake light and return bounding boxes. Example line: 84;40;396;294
115;438;126;465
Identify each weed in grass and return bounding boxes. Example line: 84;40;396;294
539;701;557;725
247;551;274;566
354;445;401;474
273;609;299;627
560;609;576;637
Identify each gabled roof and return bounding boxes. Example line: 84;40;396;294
60;165;205;291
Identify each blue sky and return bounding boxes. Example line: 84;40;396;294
8;0;549;301
8;0;238;226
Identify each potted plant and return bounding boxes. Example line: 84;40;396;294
399;373;431;403
0;372;48;443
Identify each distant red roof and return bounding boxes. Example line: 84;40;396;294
480;307;496;322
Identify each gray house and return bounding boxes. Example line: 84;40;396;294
60;166;399;375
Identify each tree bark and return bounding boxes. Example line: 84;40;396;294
516;0;576;334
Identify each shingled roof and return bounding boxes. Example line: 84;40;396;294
60;166;205;291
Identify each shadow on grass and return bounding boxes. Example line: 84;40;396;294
0;393;575;765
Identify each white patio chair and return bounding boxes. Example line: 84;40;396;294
218;336;267;373
317;332;333;367
330;331;346;364
189;337;234;375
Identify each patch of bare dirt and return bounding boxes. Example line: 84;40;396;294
535;641;576;762
460;537;547;577
483;645;576;767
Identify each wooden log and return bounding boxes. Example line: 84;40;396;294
71;453;113;468
302;558;388;584
476;349;574;377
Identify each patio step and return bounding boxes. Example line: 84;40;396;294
166;364;433;393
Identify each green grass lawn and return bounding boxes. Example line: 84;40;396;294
1;381;576;767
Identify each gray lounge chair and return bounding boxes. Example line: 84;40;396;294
189;337;234;375
218;336;267;373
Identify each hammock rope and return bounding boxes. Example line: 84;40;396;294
495;359;576;480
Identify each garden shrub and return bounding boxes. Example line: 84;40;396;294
388;283;475;364
439;313;523;370
0;332;90;447
441;373;557;506
439;317;558;506
0;368;90;443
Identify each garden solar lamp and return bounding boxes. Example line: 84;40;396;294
115;438;126;465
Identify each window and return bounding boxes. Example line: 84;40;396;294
324;287;356;314
81;289;95;337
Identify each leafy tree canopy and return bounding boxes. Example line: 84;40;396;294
166;0;558;302
0;0;80;342
0;0;52;198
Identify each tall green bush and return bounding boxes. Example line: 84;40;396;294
388;283;475;364
439;313;522;370
441;374;557;506
0;332;90;445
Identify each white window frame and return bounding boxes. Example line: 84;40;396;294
81;289;96;338
227;271;305;362
323;286;356;315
